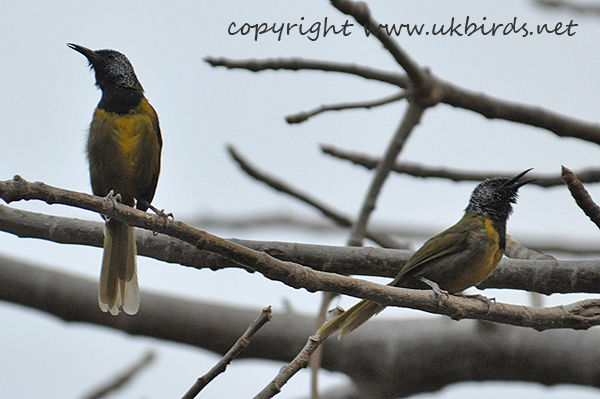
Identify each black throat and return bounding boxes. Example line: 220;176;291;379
97;86;143;115
490;217;507;251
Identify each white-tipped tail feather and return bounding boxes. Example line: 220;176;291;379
318;300;384;339
99;220;139;315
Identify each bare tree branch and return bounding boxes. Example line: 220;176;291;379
226;145;406;249
204;56;600;146
534;0;600;15
562;165;600;229
505;235;556;261
5;258;600;398
321;144;600;187
81;350;155;399
329;0;429;89
347;102;426;246
203;57;406;86
192;211;600;255
1;177;600;329
2;204;600;294
182;307;272;399
439;78;600;145
310;292;338;399
285;91;407;124
254;335;322;399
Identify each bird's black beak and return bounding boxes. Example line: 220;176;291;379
503;168;535;189
67;43;103;64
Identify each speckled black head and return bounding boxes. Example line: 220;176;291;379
465;169;533;249
68;43;145;114
67;43;143;91
68;43;143;92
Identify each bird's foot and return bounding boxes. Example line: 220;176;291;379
137;199;173;235
102;190;122;221
151;205;173;221
106;189;122;205
460;293;496;314
138;198;173;220
417;276;449;306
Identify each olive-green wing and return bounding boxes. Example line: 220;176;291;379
389;221;471;286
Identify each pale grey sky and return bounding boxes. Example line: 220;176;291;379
1;1;600;398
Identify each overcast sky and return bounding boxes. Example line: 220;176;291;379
1;1;600;398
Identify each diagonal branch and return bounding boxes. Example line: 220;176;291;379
253;335;322;399
81;351;156;399
321;144;600;187
439;79;600;146
562;165;600;229
227;145;406;249
182;307;272;399
2;177;600;330
3;204;600;294
329;0;428;88
347;102;426;246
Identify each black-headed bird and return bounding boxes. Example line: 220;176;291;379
319;169;533;339
69;43;162;315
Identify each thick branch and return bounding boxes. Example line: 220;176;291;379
2;204;600;295
4;259;600;398
2;178;600;329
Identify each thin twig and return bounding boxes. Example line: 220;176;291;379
322;144;600;187
309;292;337;399
253;335;322;399
81;350;156;399
226;145;406;249
285;91;408;124
534;0;600;15
204;56;406;86
3;177;600;330
347;102;426;246
181;307;272;399
562;165;600;229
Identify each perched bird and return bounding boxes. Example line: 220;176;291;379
68;43;162;315
319;169;533;339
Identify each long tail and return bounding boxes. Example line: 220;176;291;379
318;300;385;339
99;219;139;315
